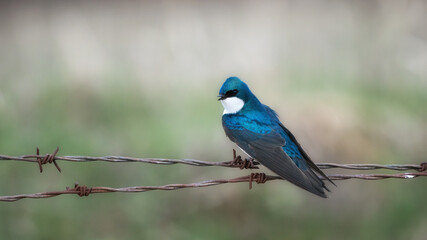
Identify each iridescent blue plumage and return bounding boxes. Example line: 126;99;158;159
219;77;333;197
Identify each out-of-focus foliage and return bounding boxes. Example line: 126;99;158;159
0;1;426;240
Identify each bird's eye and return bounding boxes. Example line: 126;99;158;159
225;89;239;97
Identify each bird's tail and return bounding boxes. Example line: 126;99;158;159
302;168;329;197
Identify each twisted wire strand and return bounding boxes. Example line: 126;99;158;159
1;149;426;202
0;153;425;171
1;172;426;202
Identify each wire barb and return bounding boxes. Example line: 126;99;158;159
229;149;259;169
248;173;267;189
419;162;427;172
36;147;61;173
66;183;92;197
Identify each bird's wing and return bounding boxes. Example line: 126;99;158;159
279;123;335;186
262;104;335;186
223;122;327;198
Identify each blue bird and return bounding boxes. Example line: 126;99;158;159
218;77;334;198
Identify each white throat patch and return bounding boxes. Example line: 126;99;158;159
220;97;244;115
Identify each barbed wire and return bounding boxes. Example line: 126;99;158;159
0;148;425;172
0;148;426;202
1;172;426;202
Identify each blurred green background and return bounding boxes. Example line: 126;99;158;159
0;1;426;239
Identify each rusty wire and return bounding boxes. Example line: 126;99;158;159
36;147;61;173
0;148;426;202
1;172;426;202
0;148;425;172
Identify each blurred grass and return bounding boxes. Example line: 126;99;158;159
0;72;426;240
1;1;427;239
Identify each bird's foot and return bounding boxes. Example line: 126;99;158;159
229;149;259;169
248;173;268;189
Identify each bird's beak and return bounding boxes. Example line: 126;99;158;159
217;94;226;101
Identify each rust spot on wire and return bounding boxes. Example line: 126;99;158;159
248;173;267;189
230;149;259;169
67;183;92;197
36;147;61;173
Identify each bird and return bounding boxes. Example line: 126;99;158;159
218;77;334;198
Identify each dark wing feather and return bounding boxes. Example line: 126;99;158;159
223;123;327;198
262;104;335;187
279;123;336;187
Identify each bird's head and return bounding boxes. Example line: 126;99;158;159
218;77;254;114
